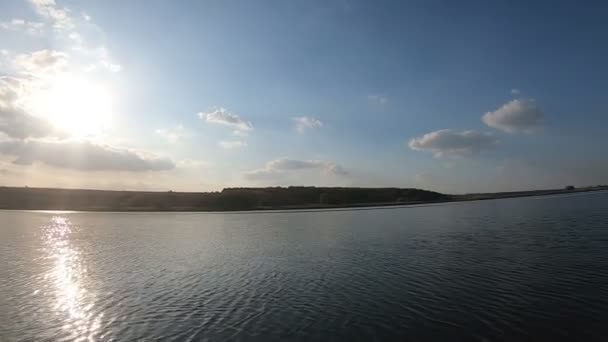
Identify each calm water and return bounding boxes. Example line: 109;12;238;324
1;192;608;341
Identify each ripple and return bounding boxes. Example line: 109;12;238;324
1;192;608;341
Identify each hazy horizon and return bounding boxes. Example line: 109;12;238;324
1;0;607;193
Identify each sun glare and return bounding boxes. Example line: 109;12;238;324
29;74;114;138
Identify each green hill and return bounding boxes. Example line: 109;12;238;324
0;186;447;211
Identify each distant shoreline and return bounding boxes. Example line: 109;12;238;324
216;187;608;213
0;185;606;213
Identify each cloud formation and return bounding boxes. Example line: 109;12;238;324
0;1;175;176
482;99;543;133
267;158;327;170
27;0;73;29
79;47;121;73
13;49;67;74
199;107;253;132
20;0;121;74
409;129;497;157
324;163;348;176
156;124;186;143
0;139;174;172
245;158;348;180
1;46;119;140
293;116;323;133
0;68;172;173
1;18;45;34
0;76;61;139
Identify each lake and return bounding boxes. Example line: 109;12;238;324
1;191;607;341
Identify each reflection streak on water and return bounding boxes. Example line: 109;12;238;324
43;216;101;341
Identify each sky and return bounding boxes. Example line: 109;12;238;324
0;0;607;194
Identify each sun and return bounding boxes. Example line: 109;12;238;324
29;74;114;138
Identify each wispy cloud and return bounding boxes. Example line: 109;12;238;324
0;139;174;172
0;44;167;174
155;124;187;144
409;129;497;157
0;18;45;34
17;0;122;73
245;157;348;180
13;49;67;74
482;98;544;134
293;116;323;133
27;0;73;30
78;47;121;73
199;107;253;132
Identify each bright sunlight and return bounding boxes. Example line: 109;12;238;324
28;74;114;138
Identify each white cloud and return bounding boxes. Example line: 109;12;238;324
1;18;45;34
368;94;388;105
219;140;247;149
23;0;121;74
13;49;68;74
511;88;520;96
293;116;323;133
0;139;174;172
0;1;172;176
245;157;348;180
155;124;186;143
409;129;497;157
28;0;73;30
482;98;543;133
199;107;253;132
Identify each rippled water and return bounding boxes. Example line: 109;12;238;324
1;192;608;341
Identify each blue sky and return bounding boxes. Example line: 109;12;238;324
0;0;607;193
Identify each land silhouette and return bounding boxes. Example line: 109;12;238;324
0;185;606;212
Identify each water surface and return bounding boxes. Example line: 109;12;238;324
1;192;608;341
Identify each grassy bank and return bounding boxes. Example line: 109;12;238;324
0;185;606;212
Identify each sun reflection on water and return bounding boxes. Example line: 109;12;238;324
43;216;101;341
